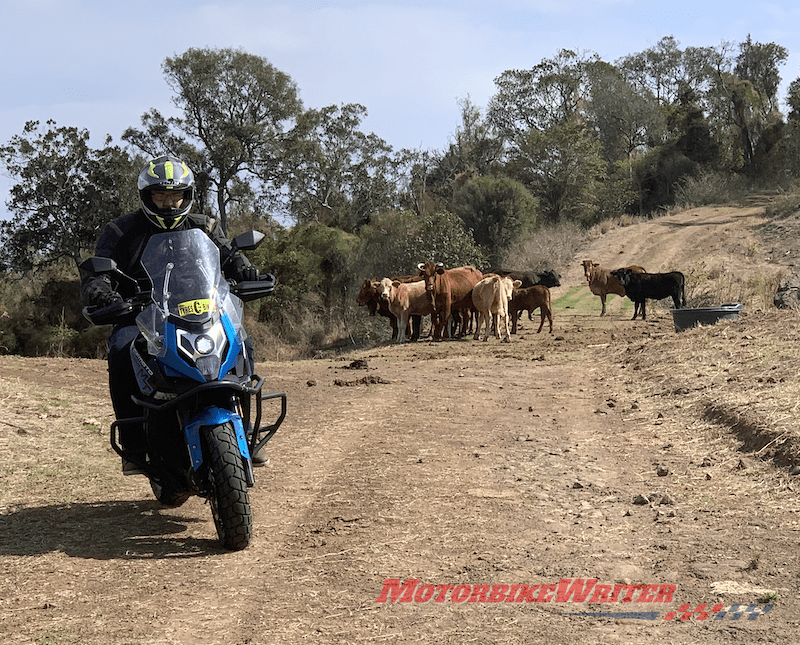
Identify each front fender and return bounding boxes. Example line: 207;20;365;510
184;407;250;470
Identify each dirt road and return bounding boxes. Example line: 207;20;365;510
1;198;799;644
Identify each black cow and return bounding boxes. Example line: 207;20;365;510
611;268;686;321
487;268;561;289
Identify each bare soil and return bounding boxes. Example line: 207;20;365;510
3;195;800;644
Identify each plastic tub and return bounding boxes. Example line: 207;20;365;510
670;303;743;332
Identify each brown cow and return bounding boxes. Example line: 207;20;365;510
380;278;435;344
581;260;646;316
450;289;477;338
471;274;521;342
509;285;553;334
417;262;483;340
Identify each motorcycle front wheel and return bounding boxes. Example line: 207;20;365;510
203;423;253;550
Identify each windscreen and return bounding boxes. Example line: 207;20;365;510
140;228;224;323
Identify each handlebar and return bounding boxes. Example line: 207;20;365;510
83;274;276;325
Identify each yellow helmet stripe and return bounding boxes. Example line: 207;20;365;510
153;215;186;230
164;161;174;181
148;162;158;178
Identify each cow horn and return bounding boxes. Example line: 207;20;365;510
417;263;425;270
436;262;444;268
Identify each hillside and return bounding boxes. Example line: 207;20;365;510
2;194;800;644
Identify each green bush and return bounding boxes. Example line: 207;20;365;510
356;210;486;279
450;176;538;266
631;146;696;213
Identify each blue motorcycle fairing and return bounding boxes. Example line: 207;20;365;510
219;311;244;378
184;406;251;470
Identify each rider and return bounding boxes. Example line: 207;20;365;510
80;154;262;475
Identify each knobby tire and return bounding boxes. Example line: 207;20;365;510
204;423;252;550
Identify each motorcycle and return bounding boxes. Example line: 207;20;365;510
80;228;286;551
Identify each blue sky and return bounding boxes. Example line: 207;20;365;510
2;0;800;218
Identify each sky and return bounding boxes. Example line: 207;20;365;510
2;0;800;220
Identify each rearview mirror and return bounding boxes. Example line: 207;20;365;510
79;256;118;274
231;230;265;252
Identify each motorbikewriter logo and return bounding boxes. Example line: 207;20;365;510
375;578;774;621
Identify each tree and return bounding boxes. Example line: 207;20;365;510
427;97;503;207
124;47;303;232
0;120;139;271
488;49;596;140
787;78;800;122
251;222;360;314
735;35;787;117
450;176;537;266
281;103;397;231
507;122;607;225
356;210;485;279
616;36;686;106
585;60;666;171
674;87;719;165
392;147;438;217
705;37;788;172
631;144;695;213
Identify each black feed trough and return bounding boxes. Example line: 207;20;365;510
670;303;743;332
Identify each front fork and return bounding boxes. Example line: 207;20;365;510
181;385;287;488
183;406;255;487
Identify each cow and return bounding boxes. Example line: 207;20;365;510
508;285;553;334
357;276;422;340
450;289;477;338
416;262;483;340
611;268;686;321
379;278;435;344
581;260;647;316
471;274;522;342
487;268;561;288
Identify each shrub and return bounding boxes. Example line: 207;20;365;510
356;210;486;278
503;220;589;273
450;176;538;266
675;169;750;207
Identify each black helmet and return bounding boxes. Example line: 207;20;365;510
138;154;195;230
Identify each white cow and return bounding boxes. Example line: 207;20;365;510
471;274;522;342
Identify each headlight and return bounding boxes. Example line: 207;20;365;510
194;334;215;355
176;322;228;362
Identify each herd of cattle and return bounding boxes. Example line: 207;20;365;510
357;260;686;343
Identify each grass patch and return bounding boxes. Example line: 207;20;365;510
552;285;635;317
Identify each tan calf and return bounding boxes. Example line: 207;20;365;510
471;274;522;342
381;278;435;344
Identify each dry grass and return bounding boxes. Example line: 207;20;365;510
682;264;784;310
503;220;589;271
600;308;800;471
